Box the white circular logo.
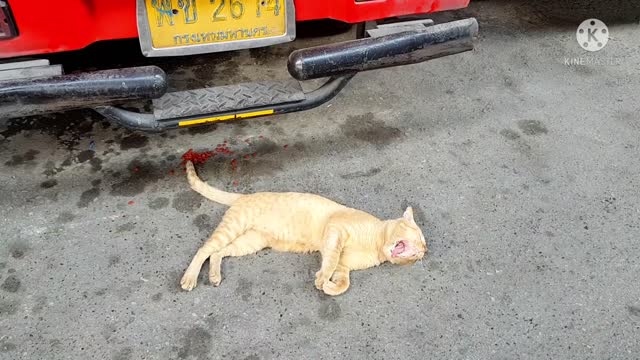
[576,18,609,52]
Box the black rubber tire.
[531,0,640,23]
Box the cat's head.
[384,207,427,265]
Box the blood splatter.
[128,200,135,205]
[283,144,289,149]
[232,180,239,187]
[214,143,233,155]
[231,158,238,172]
[181,148,214,166]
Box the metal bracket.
[366,19,435,38]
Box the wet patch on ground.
[317,298,342,321]
[193,214,214,233]
[9,242,28,259]
[77,187,100,208]
[0,111,104,149]
[172,191,203,213]
[341,167,381,179]
[1,275,21,293]
[517,120,548,136]
[148,197,170,210]
[176,327,212,360]
[500,128,521,140]
[56,212,75,223]
[340,113,405,148]
[40,179,58,189]
[4,149,39,167]
[116,222,136,233]
[119,134,149,150]
[110,160,167,197]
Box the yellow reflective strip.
[178,110,274,127]
[236,109,274,119]
[178,114,235,127]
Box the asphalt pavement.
[1,1,639,359]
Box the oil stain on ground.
[76,150,94,163]
[341,113,404,148]
[4,149,39,167]
[628,305,640,319]
[172,191,202,213]
[0,339,17,353]
[341,167,381,179]
[148,197,170,210]
[1,275,21,293]
[116,222,136,233]
[517,120,548,135]
[111,347,133,360]
[57,212,75,223]
[187,123,217,135]
[77,187,100,208]
[110,160,165,197]
[0,300,19,316]
[119,134,149,150]
[76,150,103,172]
[318,298,342,321]
[500,129,521,140]
[193,214,213,233]
[235,278,253,301]
[40,179,58,189]
[177,327,212,360]
[9,242,28,259]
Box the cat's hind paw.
[180,272,198,291]
[209,273,222,287]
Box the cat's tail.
[185,160,242,206]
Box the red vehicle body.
[1,0,469,59]
[0,0,477,129]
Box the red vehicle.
[0,0,477,131]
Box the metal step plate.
[152,79,305,120]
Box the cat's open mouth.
[391,240,414,258]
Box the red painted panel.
[0,0,469,59]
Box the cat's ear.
[403,207,415,223]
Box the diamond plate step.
[152,80,305,120]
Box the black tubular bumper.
[0,66,167,119]
[0,18,478,129]
[287,18,478,80]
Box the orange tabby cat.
[180,160,427,296]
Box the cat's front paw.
[315,271,329,290]
[180,271,198,291]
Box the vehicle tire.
[532,0,640,23]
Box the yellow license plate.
[144,0,287,49]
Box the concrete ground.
[1,1,640,359]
